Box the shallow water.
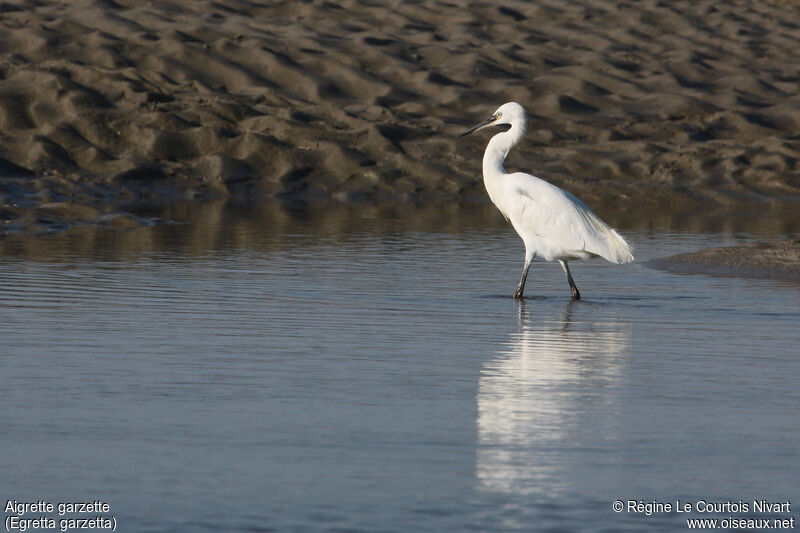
[1,202,798,532]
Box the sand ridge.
[649,239,800,281]
[1,0,800,220]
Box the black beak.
[460,115,497,137]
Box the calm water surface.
[1,202,798,532]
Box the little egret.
[461,102,633,299]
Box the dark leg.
[559,260,581,301]
[512,260,532,299]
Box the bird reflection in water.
[476,301,632,497]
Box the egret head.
[460,102,526,137]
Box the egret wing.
[502,173,632,263]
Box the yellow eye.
[496,112,502,118]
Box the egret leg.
[559,260,581,301]
[512,260,532,299]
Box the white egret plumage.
[461,102,633,299]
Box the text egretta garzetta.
[461,102,633,300]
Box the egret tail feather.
[577,208,634,264]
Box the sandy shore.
[649,240,800,281]
[1,0,799,243]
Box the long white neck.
[482,122,527,181]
